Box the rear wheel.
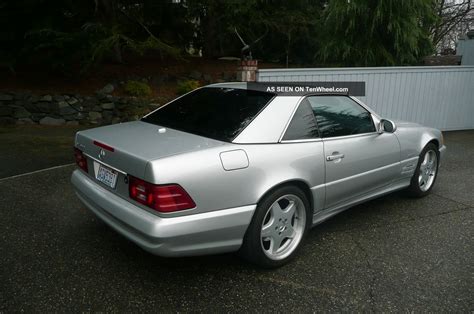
[407,143,439,197]
[239,186,310,268]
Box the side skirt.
[311,178,411,227]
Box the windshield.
[141,87,274,142]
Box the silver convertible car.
[72,82,446,268]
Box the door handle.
[326,153,345,161]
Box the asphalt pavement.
[0,131,473,312]
[0,125,86,178]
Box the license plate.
[93,161,118,189]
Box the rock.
[102,110,113,121]
[0,106,13,116]
[92,105,103,112]
[82,97,99,108]
[66,121,79,126]
[67,97,79,106]
[66,112,86,121]
[13,100,30,109]
[88,111,102,120]
[40,95,53,102]
[214,79,226,83]
[36,102,53,113]
[13,107,31,119]
[23,101,41,113]
[100,84,115,94]
[62,114,74,121]
[53,95,65,102]
[117,97,127,104]
[59,104,77,115]
[96,92,108,101]
[28,95,40,103]
[0,94,13,101]
[64,95,70,100]
[39,116,66,126]
[16,118,35,125]
[189,71,202,80]
[0,117,15,125]
[101,102,115,110]
[13,91,31,100]
[116,103,128,111]
[31,113,46,122]
[111,117,121,124]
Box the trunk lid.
[75,121,227,178]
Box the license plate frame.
[93,161,118,189]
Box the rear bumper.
[71,170,255,257]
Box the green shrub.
[124,80,152,97]
[176,80,200,95]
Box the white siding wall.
[257,66,474,131]
[458,39,474,65]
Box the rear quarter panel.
[145,142,325,217]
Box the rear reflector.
[93,141,114,152]
[74,147,88,172]
[129,176,196,213]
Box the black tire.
[239,185,311,268]
[407,143,439,198]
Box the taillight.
[128,176,196,213]
[93,140,114,152]
[74,147,88,172]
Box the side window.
[307,96,375,138]
[282,99,319,141]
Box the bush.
[124,80,152,97]
[176,80,200,95]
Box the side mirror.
[379,119,396,133]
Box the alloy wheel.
[260,194,306,260]
[418,149,438,192]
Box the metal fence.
[257,66,474,131]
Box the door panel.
[323,133,400,208]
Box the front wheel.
[239,186,310,268]
[407,143,439,197]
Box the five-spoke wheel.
[260,194,306,260]
[408,143,439,197]
[418,149,438,192]
[239,185,309,268]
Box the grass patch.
[124,80,152,97]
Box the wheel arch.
[427,138,439,149]
[256,179,314,214]
[419,128,442,153]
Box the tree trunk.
[97,0,123,63]
[113,41,123,63]
[201,4,222,59]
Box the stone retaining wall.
[0,91,159,126]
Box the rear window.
[141,87,274,142]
